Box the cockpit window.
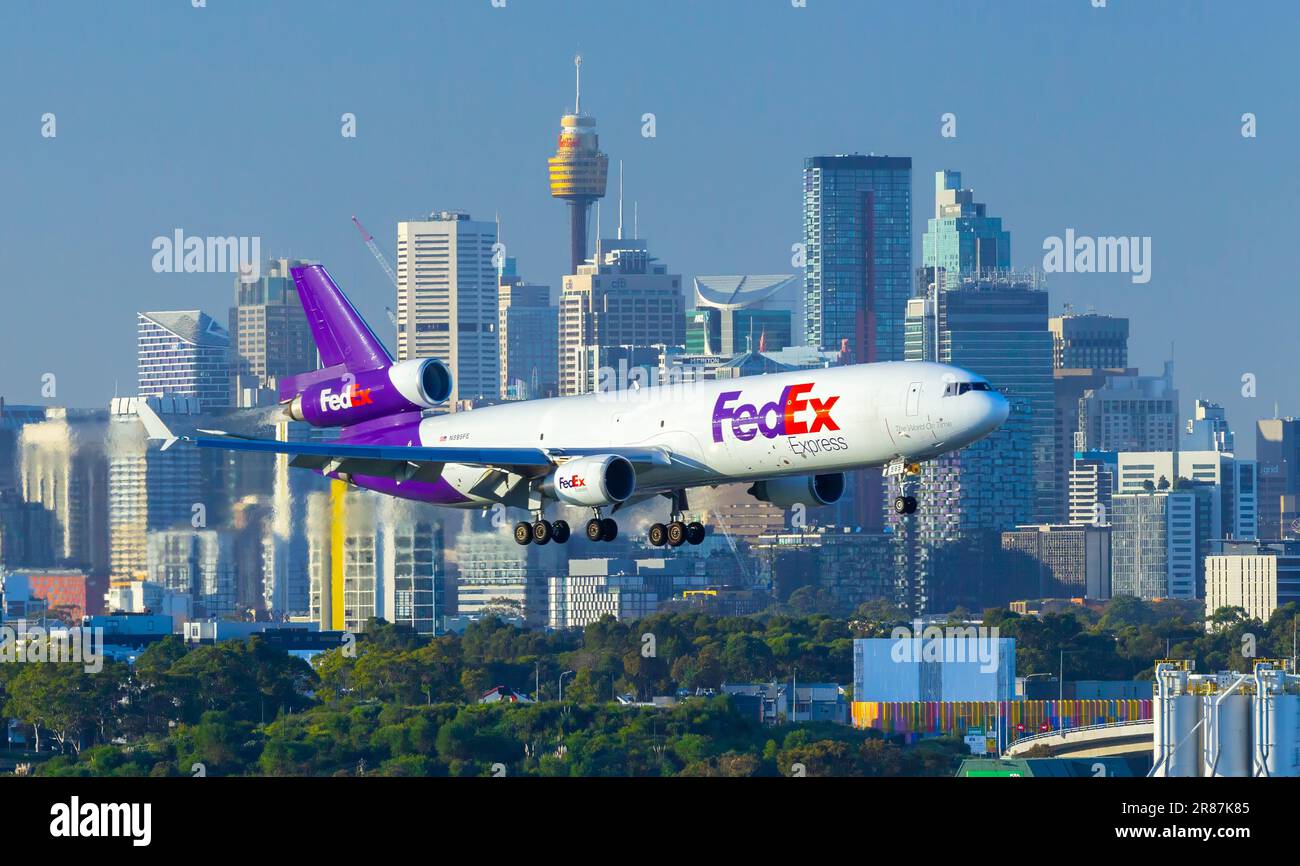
[943,381,993,396]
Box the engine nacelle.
[541,455,637,507]
[288,358,452,428]
[747,472,845,508]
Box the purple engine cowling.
[288,358,452,427]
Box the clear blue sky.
[1,0,1296,454]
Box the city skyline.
[1,1,1297,461]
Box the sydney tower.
[548,55,609,275]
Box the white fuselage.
[403,360,1008,508]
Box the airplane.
[140,264,1009,548]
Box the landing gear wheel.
[585,518,605,542]
[513,522,533,545]
[893,496,910,515]
[600,517,619,542]
[648,523,668,547]
[551,519,570,544]
[667,521,687,547]
[531,520,553,545]
[685,522,706,545]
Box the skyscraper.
[106,397,206,582]
[498,258,558,400]
[137,310,231,409]
[893,271,1054,612]
[1257,417,1300,539]
[1048,313,1133,522]
[803,155,912,361]
[1112,489,1211,600]
[548,56,609,275]
[1078,364,1179,452]
[1049,312,1129,369]
[922,170,1010,290]
[307,490,445,636]
[1182,399,1235,452]
[558,237,684,396]
[18,408,108,574]
[229,257,318,407]
[395,211,500,408]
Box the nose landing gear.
[889,459,923,515]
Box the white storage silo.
[1202,691,1252,777]
[1253,667,1300,777]
[1153,665,1202,777]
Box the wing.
[136,401,673,485]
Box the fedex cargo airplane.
[142,265,1009,548]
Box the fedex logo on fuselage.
[558,474,586,490]
[712,383,840,443]
[319,383,373,413]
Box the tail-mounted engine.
[287,358,452,428]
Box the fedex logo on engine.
[712,383,840,443]
[558,474,587,490]
[319,383,374,413]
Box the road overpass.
[1002,719,1153,759]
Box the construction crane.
[351,215,398,288]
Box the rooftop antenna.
[574,54,582,115]
[617,161,624,240]
[495,212,503,277]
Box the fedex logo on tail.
[319,383,374,413]
[712,383,839,443]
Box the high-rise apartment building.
[558,238,684,395]
[803,155,911,361]
[893,272,1054,612]
[106,397,209,582]
[1112,488,1214,600]
[137,310,231,409]
[18,407,109,574]
[307,489,444,636]
[396,211,500,408]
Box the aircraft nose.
[981,391,1010,432]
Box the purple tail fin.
[290,264,393,373]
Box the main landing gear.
[513,507,617,545]
[648,489,706,547]
[513,517,571,545]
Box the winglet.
[135,400,180,451]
